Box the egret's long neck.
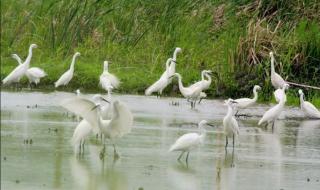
[199,126,206,140]
[279,91,287,106]
[107,88,112,99]
[271,55,275,76]
[226,105,234,118]
[104,62,109,72]
[299,93,304,107]
[172,50,178,62]
[69,55,78,71]
[177,75,185,92]
[24,46,34,66]
[204,73,211,83]
[201,71,206,81]
[253,88,258,101]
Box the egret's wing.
[61,97,99,129]
[145,75,168,95]
[169,133,199,151]
[110,100,133,137]
[2,65,24,84]
[304,101,320,118]
[27,67,47,78]
[188,80,203,90]
[106,73,120,88]
[231,117,240,135]
[55,70,71,87]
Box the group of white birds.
[2,44,320,163]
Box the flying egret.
[11,54,47,87]
[2,44,38,86]
[258,84,289,131]
[99,61,120,91]
[169,120,213,163]
[170,73,202,108]
[145,47,182,96]
[223,99,239,150]
[234,85,261,115]
[61,96,134,158]
[270,52,288,89]
[54,52,80,88]
[298,89,320,119]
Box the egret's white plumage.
[71,119,92,154]
[145,58,173,96]
[258,84,288,130]
[55,52,80,88]
[11,53,47,85]
[61,96,133,156]
[223,99,239,149]
[270,52,288,89]
[145,47,182,96]
[298,89,320,119]
[2,44,37,85]
[171,73,202,108]
[99,61,120,90]
[189,70,212,91]
[169,120,210,163]
[234,85,261,109]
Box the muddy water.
[1,90,320,190]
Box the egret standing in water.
[223,99,239,150]
[99,60,120,91]
[298,89,320,119]
[11,54,47,88]
[145,47,182,97]
[169,120,213,164]
[55,52,80,88]
[270,52,288,89]
[61,96,133,158]
[2,44,38,86]
[188,70,212,103]
[170,73,203,109]
[234,85,261,115]
[258,84,289,131]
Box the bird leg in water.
[234,110,239,117]
[186,152,190,164]
[177,151,185,161]
[81,140,85,155]
[225,136,228,150]
[113,144,120,160]
[232,134,235,150]
[272,121,275,133]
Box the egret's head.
[298,89,303,96]
[74,52,81,57]
[205,70,213,74]
[76,89,80,95]
[175,47,182,53]
[198,120,208,126]
[269,51,273,57]
[30,44,38,49]
[254,85,261,91]
[283,83,290,90]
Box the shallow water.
[1,90,320,190]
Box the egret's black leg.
[232,134,235,150]
[186,152,190,164]
[225,136,228,150]
[272,121,275,133]
[177,151,185,161]
[113,144,119,159]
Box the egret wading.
[270,52,288,89]
[223,99,239,150]
[258,84,289,131]
[11,54,47,88]
[298,89,320,119]
[61,96,133,159]
[145,47,182,97]
[170,73,202,109]
[169,120,213,164]
[55,52,80,88]
[99,61,120,91]
[188,70,213,103]
[2,44,38,87]
[234,85,261,115]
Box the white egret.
[273,86,288,103]
[145,58,173,96]
[258,84,289,131]
[223,99,239,149]
[189,70,212,91]
[11,54,47,87]
[61,96,134,158]
[270,52,288,89]
[145,47,182,96]
[170,73,202,108]
[99,60,120,90]
[198,92,207,103]
[298,89,320,119]
[2,44,38,85]
[54,52,80,88]
[234,85,261,115]
[169,120,213,163]
[71,119,92,154]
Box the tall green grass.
[1,0,319,106]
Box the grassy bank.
[1,0,320,106]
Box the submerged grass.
[1,0,319,106]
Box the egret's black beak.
[101,97,110,103]
[169,75,175,79]
[231,100,238,104]
[171,60,177,64]
[199,98,204,104]
[207,123,215,127]
[91,104,100,110]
